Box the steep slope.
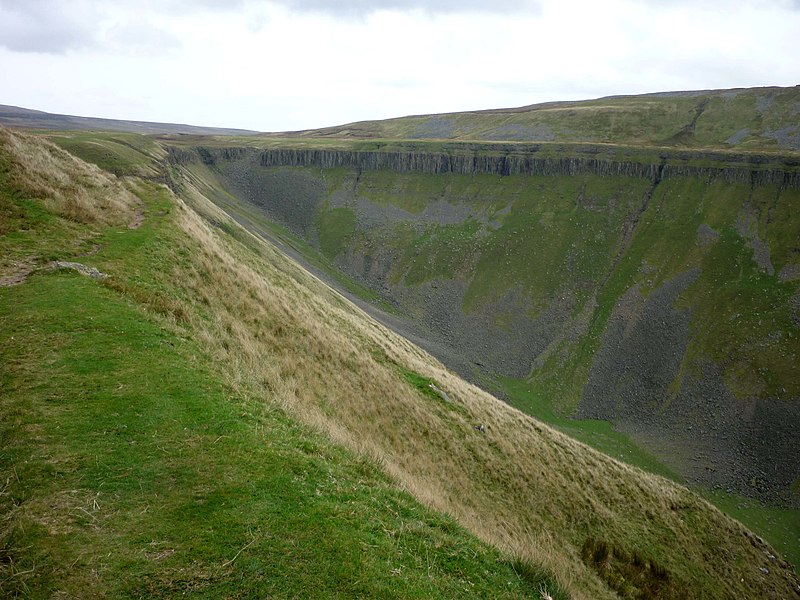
[3,128,799,597]
[0,128,561,598]
[166,141,800,511]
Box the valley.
[164,140,800,509]
[2,86,799,597]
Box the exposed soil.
[128,210,145,229]
[0,257,37,287]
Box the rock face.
[578,269,700,423]
[169,144,800,188]
[576,269,800,499]
[170,144,800,506]
[255,145,800,187]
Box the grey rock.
[50,261,108,280]
[725,128,749,145]
[778,264,800,282]
[763,126,800,151]
[696,223,720,249]
[736,204,775,276]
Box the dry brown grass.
[9,129,792,597]
[155,180,799,599]
[0,127,137,227]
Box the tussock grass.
[2,131,797,598]
[162,168,799,597]
[0,127,137,227]
[0,127,142,290]
[0,135,562,598]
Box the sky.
[0,0,798,132]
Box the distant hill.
[0,104,258,136]
[284,85,800,153]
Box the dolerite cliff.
[168,143,800,185]
[168,142,800,506]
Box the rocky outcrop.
[257,147,665,178]
[168,144,800,188]
[258,147,800,188]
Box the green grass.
[0,171,563,598]
[463,174,650,314]
[686,226,799,399]
[47,131,164,177]
[316,205,356,259]
[494,376,681,482]
[400,368,442,401]
[0,273,554,598]
[358,170,505,214]
[391,219,484,286]
[396,367,469,420]
[700,489,800,573]
[312,169,654,316]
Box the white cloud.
[0,0,798,131]
[0,0,181,55]
[0,0,93,53]
[273,0,540,16]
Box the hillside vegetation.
[291,86,800,153]
[3,128,799,598]
[163,139,800,507]
[132,87,800,571]
[0,128,562,598]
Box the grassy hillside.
[0,128,563,598]
[292,86,800,154]
[179,151,800,495]
[44,123,800,570]
[147,135,800,571]
[3,128,799,598]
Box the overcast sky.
[0,0,798,132]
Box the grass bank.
[5,127,797,597]
[0,129,562,598]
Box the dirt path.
[0,257,37,287]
